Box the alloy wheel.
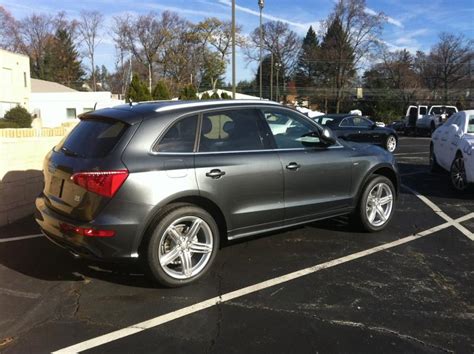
[158,216,213,280]
[451,157,467,191]
[386,136,397,152]
[365,182,394,227]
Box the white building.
[0,49,31,117]
[30,79,124,127]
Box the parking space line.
[394,152,429,156]
[402,184,474,241]
[0,234,43,243]
[53,220,459,353]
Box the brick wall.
[0,134,67,226]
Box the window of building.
[83,108,94,113]
[24,72,27,87]
[66,108,77,119]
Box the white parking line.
[394,152,429,156]
[53,216,470,353]
[0,234,43,243]
[402,184,474,241]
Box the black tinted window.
[56,119,128,158]
[155,115,198,153]
[262,109,321,149]
[340,117,354,127]
[199,109,265,152]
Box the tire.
[450,154,468,191]
[430,123,436,137]
[429,144,442,173]
[385,135,397,152]
[145,204,219,287]
[355,175,396,232]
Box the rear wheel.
[145,205,219,287]
[385,135,397,152]
[450,154,468,191]
[429,144,441,173]
[356,175,396,232]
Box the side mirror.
[320,127,336,145]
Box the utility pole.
[258,0,264,99]
[275,62,281,102]
[270,52,273,100]
[148,62,152,95]
[231,0,236,99]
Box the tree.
[428,33,473,103]
[200,92,211,100]
[247,21,300,81]
[200,51,226,91]
[4,105,32,128]
[322,0,384,112]
[220,91,231,99]
[152,80,171,100]
[51,27,84,88]
[113,11,184,92]
[0,6,20,51]
[78,10,103,91]
[178,84,197,100]
[294,26,320,103]
[127,74,151,101]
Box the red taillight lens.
[71,170,128,197]
[60,223,116,237]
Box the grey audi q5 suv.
[35,100,399,287]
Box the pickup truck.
[404,105,458,136]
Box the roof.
[111,99,281,116]
[31,78,77,93]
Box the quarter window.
[261,109,321,149]
[340,117,354,127]
[198,109,266,152]
[352,117,373,128]
[66,108,76,119]
[155,115,198,153]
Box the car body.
[313,114,398,152]
[404,105,458,136]
[35,100,399,286]
[430,110,474,190]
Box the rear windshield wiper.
[60,146,81,157]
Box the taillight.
[71,170,128,197]
[60,223,115,237]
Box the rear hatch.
[43,113,138,221]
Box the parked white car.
[430,110,474,190]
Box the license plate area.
[50,176,64,197]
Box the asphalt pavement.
[0,137,473,353]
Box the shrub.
[4,105,32,128]
[210,91,220,99]
[200,92,211,100]
[220,91,231,99]
[0,120,19,129]
[152,80,171,100]
[179,85,197,100]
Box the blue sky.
[1,0,473,82]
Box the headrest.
[223,121,235,133]
[202,117,212,134]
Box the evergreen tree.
[210,91,220,99]
[152,80,171,100]
[294,26,319,101]
[52,28,84,89]
[179,85,197,100]
[319,17,355,112]
[4,105,33,128]
[220,91,231,99]
[255,55,285,100]
[200,92,211,100]
[127,74,152,102]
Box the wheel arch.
[135,194,229,256]
[355,164,399,206]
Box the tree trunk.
[91,55,96,91]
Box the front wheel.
[145,205,219,287]
[385,135,397,152]
[356,175,396,232]
[450,155,468,191]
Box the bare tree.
[78,10,103,91]
[247,21,300,78]
[0,6,21,51]
[113,11,184,92]
[428,33,473,103]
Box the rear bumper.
[35,194,140,260]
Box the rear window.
[55,119,128,158]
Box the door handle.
[286,162,300,171]
[205,169,226,179]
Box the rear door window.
[55,119,128,158]
[154,115,198,153]
[198,109,267,152]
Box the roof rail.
[154,99,281,112]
